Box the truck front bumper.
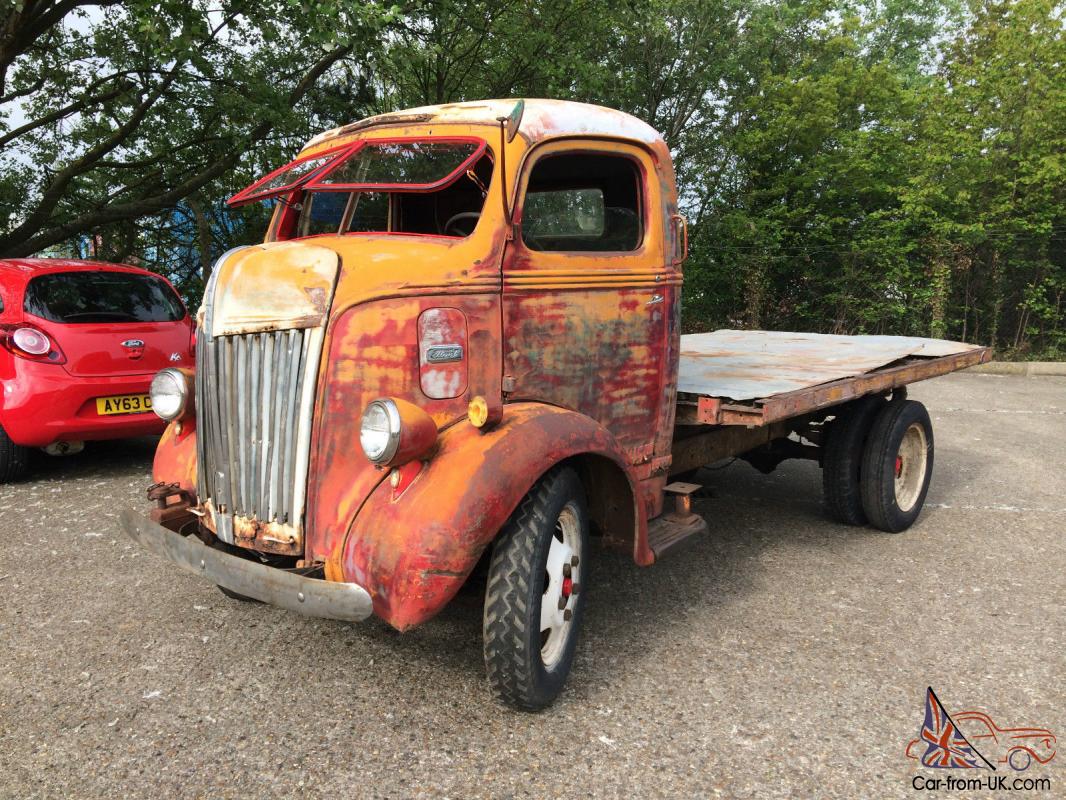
[119,510,373,623]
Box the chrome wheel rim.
[894,422,928,512]
[540,502,581,669]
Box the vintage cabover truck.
[122,99,990,709]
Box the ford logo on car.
[122,339,145,348]
[426,344,463,363]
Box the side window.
[298,191,350,236]
[521,153,642,252]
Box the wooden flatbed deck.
[675,330,992,427]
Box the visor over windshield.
[227,138,487,207]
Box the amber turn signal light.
[468,395,502,431]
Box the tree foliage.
[1,0,1063,356]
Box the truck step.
[648,481,709,558]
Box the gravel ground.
[1,372,1063,799]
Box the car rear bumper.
[119,510,374,623]
[1,360,166,446]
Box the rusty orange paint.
[151,100,683,630]
[208,242,338,335]
[332,402,642,630]
[417,307,468,399]
[152,418,197,498]
[303,291,503,566]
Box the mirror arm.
[495,116,512,236]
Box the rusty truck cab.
[138,100,686,708]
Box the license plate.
[96,394,153,415]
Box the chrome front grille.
[196,326,324,550]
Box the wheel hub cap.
[893,422,928,512]
[540,503,581,668]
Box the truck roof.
[307,99,665,149]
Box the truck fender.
[153,418,197,498]
[331,402,643,630]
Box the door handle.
[670,214,688,265]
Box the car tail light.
[189,326,197,357]
[0,324,66,363]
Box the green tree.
[0,1,399,263]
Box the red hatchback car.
[0,258,193,481]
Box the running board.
[647,482,708,558]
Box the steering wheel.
[443,211,481,236]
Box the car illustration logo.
[122,339,145,348]
[905,688,1056,772]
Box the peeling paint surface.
[209,242,339,336]
[152,419,197,498]
[417,307,468,399]
[336,403,640,630]
[305,292,502,567]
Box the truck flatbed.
[676,330,991,427]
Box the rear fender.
[331,402,642,630]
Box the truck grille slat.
[258,334,273,522]
[281,330,303,517]
[197,326,323,549]
[223,336,240,513]
[248,334,261,522]
[237,335,250,512]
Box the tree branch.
[3,43,354,257]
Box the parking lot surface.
[1,372,1063,798]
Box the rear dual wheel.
[823,398,934,533]
[860,399,934,532]
[823,396,885,525]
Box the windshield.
[24,271,185,323]
[228,138,487,207]
[309,140,483,190]
[227,145,350,206]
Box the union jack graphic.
[920,688,995,769]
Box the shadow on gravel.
[18,436,158,485]
[293,458,862,702]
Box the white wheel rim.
[894,422,928,512]
[540,502,581,669]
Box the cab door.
[502,139,681,511]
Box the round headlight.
[360,399,401,464]
[150,368,188,421]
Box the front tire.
[860,400,934,532]
[483,466,589,711]
[0,424,30,483]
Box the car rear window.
[24,271,185,323]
